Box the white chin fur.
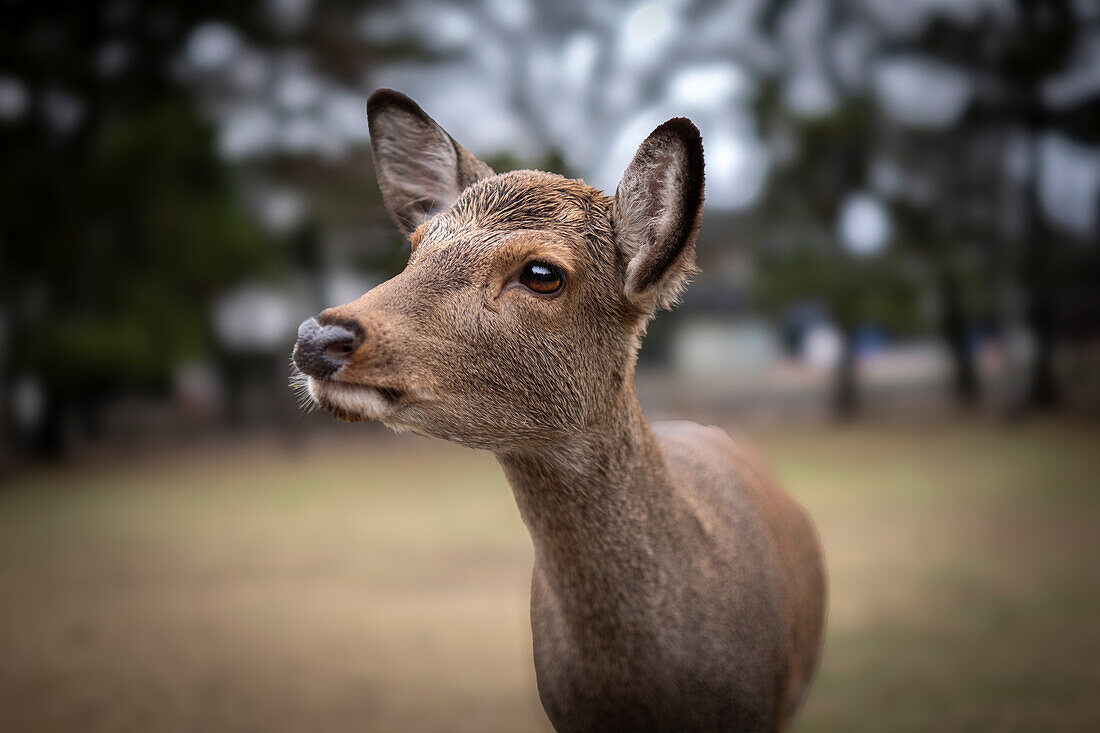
[308,378,395,422]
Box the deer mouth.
[307,378,407,422]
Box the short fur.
[293,89,827,732]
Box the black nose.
[293,318,363,378]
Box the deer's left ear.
[613,117,705,312]
[367,89,493,238]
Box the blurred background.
[1,0,1098,731]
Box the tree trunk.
[833,327,859,419]
[1026,289,1059,407]
[1016,0,1066,412]
[33,390,69,458]
[940,274,980,407]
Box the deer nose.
[293,318,363,378]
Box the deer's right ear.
[613,118,705,313]
[367,89,493,238]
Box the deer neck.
[496,387,690,622]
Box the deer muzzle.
[292,317,364,379]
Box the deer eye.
[519,261,564,295]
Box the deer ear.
[613,118,705,312]
[367,89,493,238]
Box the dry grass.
[1,419,1098,732]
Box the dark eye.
[519,261,565,295]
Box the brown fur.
[293,89,827,732]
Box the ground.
[0,419,1097,732]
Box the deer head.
[292,90,704,451]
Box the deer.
[291,89,826,732]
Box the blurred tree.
[879,0,1100,411]
[750,0,1100,415]
[748,96,926,417]
[748,3,933,417]
[993,0,1099,410]
[0,2,273,455]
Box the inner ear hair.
[367,89,493,238]
[613,117,705,313]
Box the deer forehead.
[409,171,601,260]
[407,227,582,280]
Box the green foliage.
[747,96,929,336]
[0,3,280,406]
[2,101,270,388]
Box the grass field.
[1,419,1098,732]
